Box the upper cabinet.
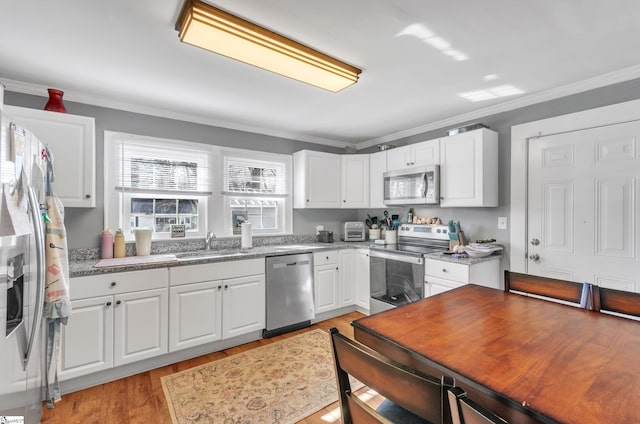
[439,128,498,207]
[4,105,96,207]
[387,138,439,171]
[369,150,387,209]
[341,154,369,208]
[293,150,341,208]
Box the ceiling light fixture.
[175,0,362,92]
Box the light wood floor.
[41,311,367,424]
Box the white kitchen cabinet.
[4,105,96,207]
[369,150,387,208]
[439,128,498,207]
[168,259,265,352]
[293,150,341,208]
[354,249,371,312]
[424,257,500,297]
[386,139,439,171]
[314,251,340,313]
[338,250,356,307]
[341,154,369,208]
[169,281,222,351]
[60,268,168,380]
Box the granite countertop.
[70,241,371,278]
[424,251,502,265]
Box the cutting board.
[94,254,178,268]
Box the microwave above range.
[383,165,439,205]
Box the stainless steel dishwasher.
[264,253,314,337]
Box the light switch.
[498,217,508,230]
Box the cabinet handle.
[442,268,447,273]
[218,285,222,290]
[326,256,329,260]
[110,282,117,287]
[336,267,339,270]
[116,300,122,305]
[306,199,309,202]
[224,285,228,290]
[85,194,91,199]
[106,301,112,307]
[343,200,346,203]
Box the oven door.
[369,250,424,314]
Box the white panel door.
[114,288,168,366]
[341,154,369,208]
[314,264,339,313]
[305,151,341,208]
[528,121,640,291]
[338,249,356,307]
[369,151,387,208]
[222,274,265,339]
[169,281,222,352]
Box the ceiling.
[2,1,640,150]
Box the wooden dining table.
[352,284,640,424]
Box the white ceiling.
[2,0,640,149]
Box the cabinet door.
[440,129,498,207]
[413,139,440,166]
[114,288,168,367]
[222,274,266,339]
[354,249,371,311]
[425,277,466,298]
[338,250,356,307]
[169,281,222,352]
[59,296,114,380]
[369,151,387,208]
[314,264,339,313]
[341,154,369,208]
[294,150,341,208]
[386,145,412,171]
[4,105,96,207]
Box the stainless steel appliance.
[1,96,47,423]
[316,230,334,243]
[343,221,366,241]
[264,253,314,337]
[369,224,449,313]
[383,165,439,205]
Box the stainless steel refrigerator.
[0,87,47,423]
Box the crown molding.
[0,77,352,149]
[355,64,640,150]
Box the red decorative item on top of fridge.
[44,88,66,113]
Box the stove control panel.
[398,224,450,240]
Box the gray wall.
[7,77,640,252]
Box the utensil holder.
[369,229,381,240]
[385,230,397,244]
[134,228,153,256]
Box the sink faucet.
[205,232,216,250]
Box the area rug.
[161,329,362,423]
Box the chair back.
[592,286,640,319]
[504,271,590,307]
[448,387,507,424]
[329,327,447,424]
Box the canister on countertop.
[114,228,126,258]
[101,229,114,259]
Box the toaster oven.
[344,222,366,242]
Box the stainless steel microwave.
[383,165,439,205]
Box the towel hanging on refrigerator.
[42,146,72,408]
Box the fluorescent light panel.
[175,0,361,92]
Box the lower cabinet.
[60,269,169,381]
[354,249,371,311]
[424,257,500,297]
[168,259,265,352]
[314,249,369,314]
[314,251,340,313]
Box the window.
[104,132,292,240]
[222,152,292,235]
[104,132,211,240]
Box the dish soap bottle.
[114,228,126,258]
[101,229,114,259]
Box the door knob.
[530,238,540,246]
[528,253,540,261]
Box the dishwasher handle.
[273,259,310,269]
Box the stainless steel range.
[369,224,450,313]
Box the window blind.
[223,156,287,197]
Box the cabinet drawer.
[169,258,265,286]
[314,250,338,266]
[70,268,168,300]
[424,259,469,283]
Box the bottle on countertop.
[101,229,114,259]
[114,228,126,258]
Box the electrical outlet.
[316,225,325,234]
[498,217,508,230]
[170,224,186,238]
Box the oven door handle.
[369,250,424,265]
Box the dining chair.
[504,270,591,308]
[329,327,450,424]
[591,285,640,319]
[448,387,508,424]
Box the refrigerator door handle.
[24,186,46,370]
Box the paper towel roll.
[241,222,252,249]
